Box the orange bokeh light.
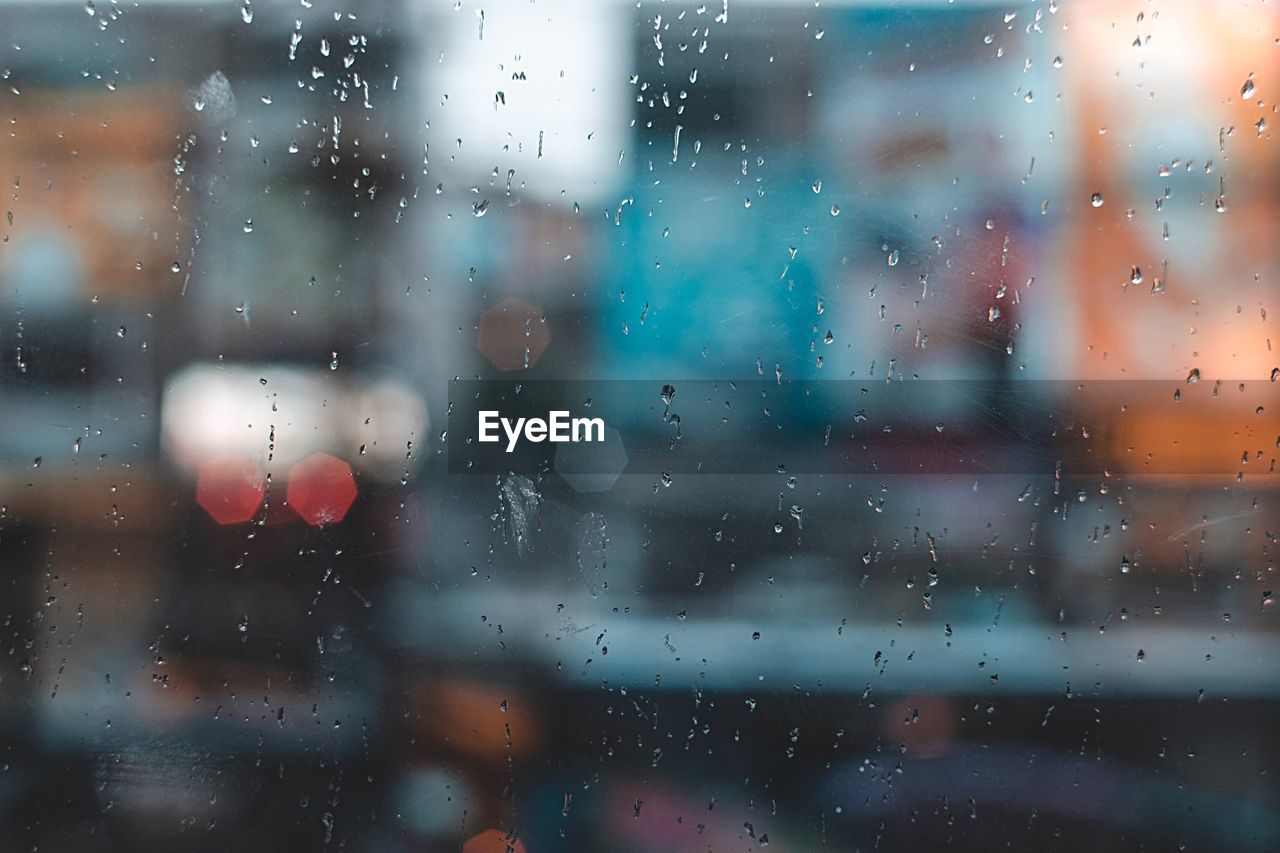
[462,828,526,853]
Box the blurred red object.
[477,297,550,371]
[195,455,265,525]
[286,452,357,526]
[462,828,526,853]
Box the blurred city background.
[0,0,1277,850]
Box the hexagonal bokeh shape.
[287,452,358,526]
[462,829,526,853]
[476,297,550,371]
[554,425,628,493]
[195,454,265,525]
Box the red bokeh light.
[195,455,265,525]
[286,452,358,526]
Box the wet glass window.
[0,1,1277,850]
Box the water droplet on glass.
[1090,192,1104,208]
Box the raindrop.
[1241,76,1255,99]
[1090,192,1104,208]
